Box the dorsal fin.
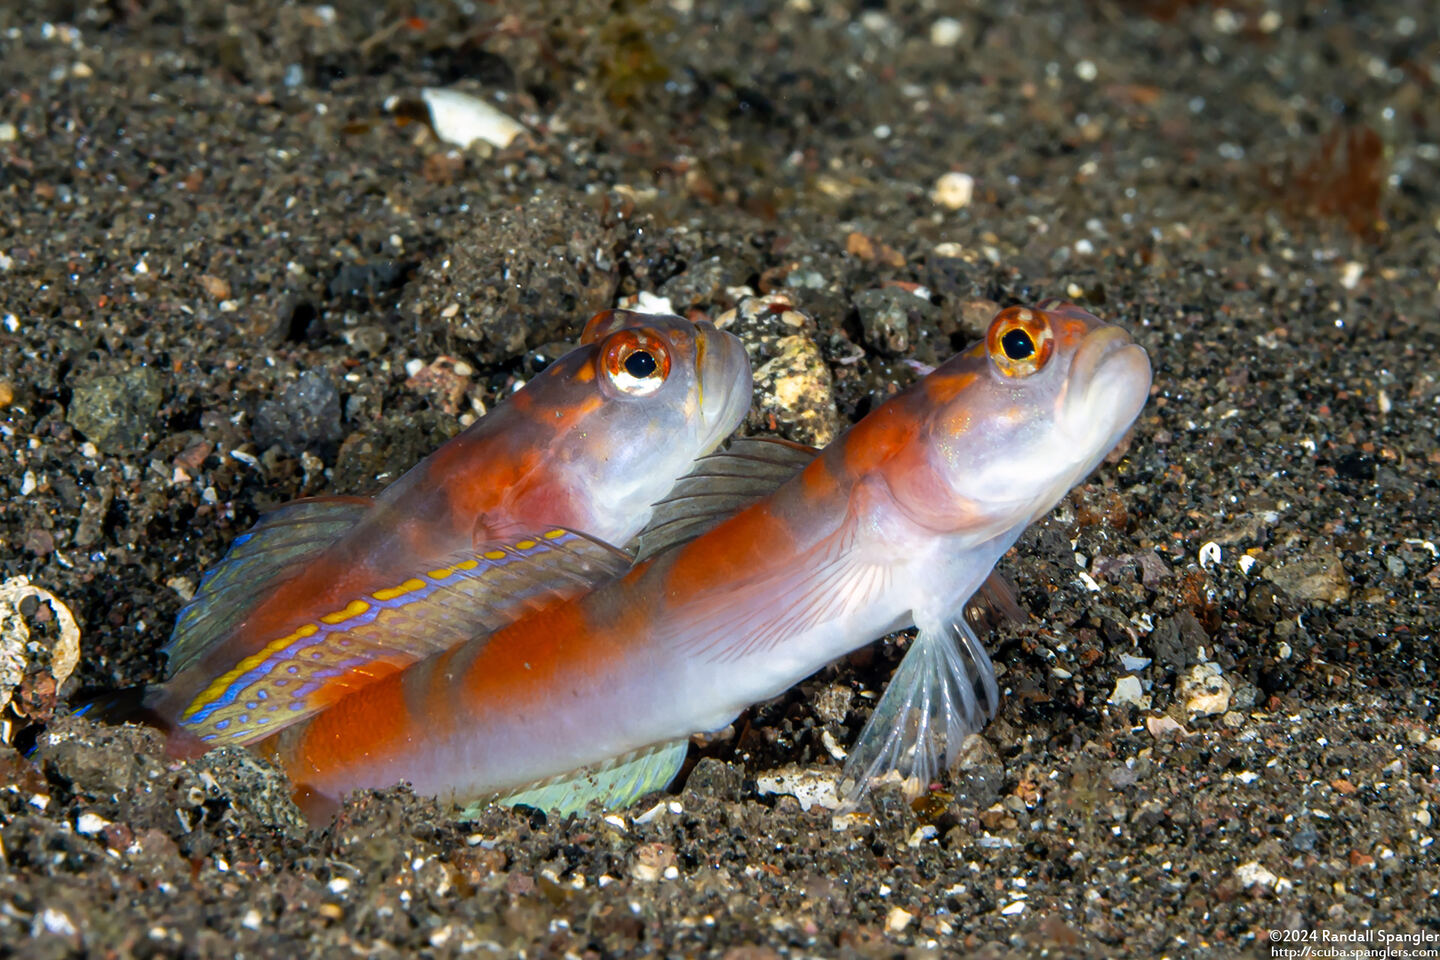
[627,437,818,562]
[175,528,632,748]
[164,496,374,676]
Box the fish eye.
[624,350,657,378]
[601,329,671,396]
[986,306,1055,378]
[1001,329,1034,361]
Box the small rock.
[931,171,975,210]
[1178,663,1233,716]
[198,274,231,300]
[1145,715,1189,738]
[885,906,914,933]
[630,842,675,883]
[681,757,744,801]
[930,17,964,47]
[813,684,853,725]
[407,192,617,362]
[853,287,938,356]
[253,370,344,460]
[1234,860,1280,890]
[752,335,841,447]
[1263,548,1351,604]
[66,367,164,455]
[657,255,732,310]
[1107,675,1149,708]
[1149,612,1206,671]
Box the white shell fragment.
[0,576,81,718]
[419,88,525,150]
[754,767,842,812]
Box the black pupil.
[1001,329,1035,361]
[623,350,657,378]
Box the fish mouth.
[1064,324,1152,449]
[694,321,753,451]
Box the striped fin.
[628,437,817,563]
[178,528,631,747]
[839,617,1000,809]
[470,739,690,818]
[164,496,373,677]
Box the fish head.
[534,310,752,543]
[895,301,1151,537]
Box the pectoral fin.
[840,617,1001,807]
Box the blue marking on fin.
[180,529,632,747]
[163,496,372,678]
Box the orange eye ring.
[986,306,1055,378]
[600,328,672,396]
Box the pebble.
[930,17,964,47]
[752,335,841,447]
[1107,675,1149,708]
[853,287,937,356]
[407,192,616,362]
[1234,860,1285,891]
[253,370,344,460]
[1263,549,1351,604]
[931,171,975,210]
[66,367,164,455]
[885,906,914,932]
[1177,663,1233,716]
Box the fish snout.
[1065,323,1152,442]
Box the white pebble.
[1339,261,1364,290]
[1234,860,1279,889]
[930,17,963,47]
[1107,676,1148,708]
[885,906,914,932]
[76,812,110,835]
[931,171,974,210]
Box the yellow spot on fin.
[373,578,427,601]
[320,599,370,624]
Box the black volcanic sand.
[1,1,1437,957]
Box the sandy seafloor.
[0,0,1437,957]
